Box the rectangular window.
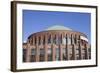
[23,49,27,62]
[69,46,75,60]
[76,54,80,60]
[58,34,62,44]
[88,48,91,59]
[69,48,72,55]
[68,37,71,45]
[31,49,36,55]
[74,35,77,44]
[39,48,45,62]
[63,48,67,60]
[30,49,36,62]
[68,47,74,60]
[55,48,60,61]
[62,37,66,45]
[48,48,52,61]
[69,54,73,60]
[78,36,80,45]
[75,47,80,60]
[66,35,68,44]
[76,48,79,54]
[82,48,86,59]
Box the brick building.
[23,25,91,62]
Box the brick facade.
[23,30,91,62]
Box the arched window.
[58,34,62,44]
[43,36,45,45]
[30,38,33,45]
[71,34,73,44]
[38,36,41,45]
[53,35,56,44]
[34,36,37,45]
[48,35,51,44]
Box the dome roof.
[45,25,72,31]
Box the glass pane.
[43,36,45,45]
[40,48,45,62]
[47,48,52,54]
[68,37,71,44]
[62,37,66,45]
[53,35,56,44]
[48,35,51,44]
[30,55,36,62]
[76,54,80,60]
[23,49,27,62]
[30,49,36,62]
[74,35,77,44]
[48,48,52,61]
[31,49,36,55]
[55,48,60,61]
[69,48,72,54]
[34,36,37,45]
[82,48,86,59]
[58,36,62,44]
[63,48,67,60]
[76,48,79,54]
[88,48,91,59]
[38,37,41,45]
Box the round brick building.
[23,25,91,62]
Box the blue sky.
[23,10,91,43]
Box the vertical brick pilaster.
[73,44,76,60]
[79,37,82,60]
[52,44,55,61]
[36,36,39,62]
[85,44,89,59]
[66,35,70,60]
[26,44,31,62]
[45,35,48,61]
[60,44,63,60]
